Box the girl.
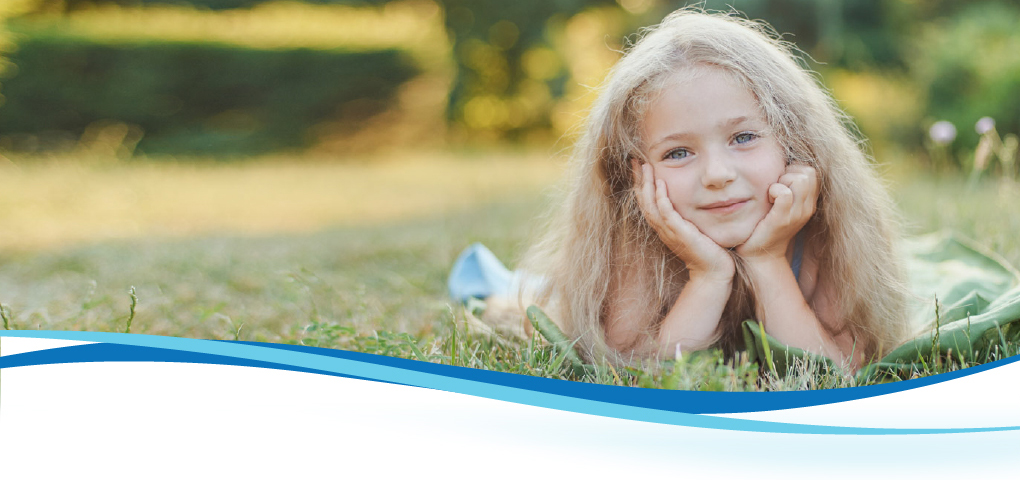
[519,9,912,370]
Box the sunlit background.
[0,0,1018,343]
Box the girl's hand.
[634,162,735,281]
[737,164,818,260]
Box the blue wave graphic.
[0,342,405,387]
[2,330,1018,435]
[235,341,1019,415]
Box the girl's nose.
[701,152,737,188]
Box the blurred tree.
[16,0,905,138]
[32,0,384,10]
[0,36,419,155]
[26,0,620,139]
[0,0,43,108]
[909,1,1020,163]
[434,0,931,139]
[11,0,1020,151]
[437,0,617,139]
[681,0,911,69]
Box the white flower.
[929,121,957,145]
[976,116,996,135]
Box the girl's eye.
[664,148,690,161]
[734,132,758,144]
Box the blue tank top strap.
[791,229,806,282]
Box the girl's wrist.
[688,266,735,285]
[742,254,792,278]
[738,238,791,263]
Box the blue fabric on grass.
[448,243,513,304]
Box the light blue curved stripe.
[2,330,1016,435]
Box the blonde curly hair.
[520,8,911,365]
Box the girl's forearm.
[743,256,851,368]
[656,273,732,354]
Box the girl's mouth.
[700,198,749,214]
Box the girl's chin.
[695,216,761,249]
[704,230,754,250]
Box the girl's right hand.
[634,162,735,282]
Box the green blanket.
[742,232,1020,380]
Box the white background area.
[2,337,1018,479]
[2,337,92,355]
[713,360,1020,429]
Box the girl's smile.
[640,66,786,248]
[700,198,750,214]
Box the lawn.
[1,150,1018,389]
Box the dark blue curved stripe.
[228,340,1020,414]
[0,343,406,388]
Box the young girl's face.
[639,66,786,248]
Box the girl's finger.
[637,164,664,229]
[768,181,784,203]
[654,179,684,227]
[645,165,665,218]
[791,172,818,218]
[654,179,675,217]
[787,175,809,214]
[655,179,697,237]
[780,165,816,189]
[801,177,816,210]
[786,164,815,177]
[769,183,794,217]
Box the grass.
[1,149,1019,390]
[0,151,562,250]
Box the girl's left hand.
[736,164,818,259]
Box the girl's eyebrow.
[648,132,692,151]
[720,116,750,129]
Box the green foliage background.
[0,33,417,155]
[0,0,1018,160]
